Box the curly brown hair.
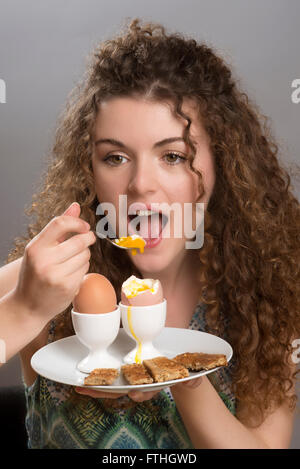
[6,18,300,428]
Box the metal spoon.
[91,230,128,249]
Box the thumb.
[63,202,81,218]
[184,377,202,388]
[57,202,82,244]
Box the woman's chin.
[129,239,186,275]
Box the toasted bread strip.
[173,352,228,371]
[84,368,119,386]
[121,363,154,385]
[143,356,189,383]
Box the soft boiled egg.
[113,235,146,255]
[121,275,163,307]
[73,273,117,314]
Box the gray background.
[0,0,299,448]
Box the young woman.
[1,18,299,449]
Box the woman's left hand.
[75,387,162,402]
[75,377,202,402]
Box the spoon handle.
[91,231,129,249]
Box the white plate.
[31,328,233,393]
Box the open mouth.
[127,211,169,239]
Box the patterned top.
[23,303,236,449]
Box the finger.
[38,215,90,247]
[55,230,96,264]
[54,249,91,278]
[75,387,125,399]
[57,202,82,243]
[128,390,160,402]
[63,202,81,218]
[127,391,144,401]
[70,262,90,296]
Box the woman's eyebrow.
[94,137,185,150]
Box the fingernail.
[64,202,77,214]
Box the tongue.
[134,215,162,239]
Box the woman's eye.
[103,152,186,166]
[164,152,187,165]
[103,154,127,166]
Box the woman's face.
[91,96,215,275]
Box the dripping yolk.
[127,305,142,364]
[125,278,155,298]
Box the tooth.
[138,210,158,216]
[129,210,158,217]
[128,209,165,219]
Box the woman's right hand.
[13,202,96,325]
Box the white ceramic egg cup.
[119,299,167,364]
[71,307,121,373]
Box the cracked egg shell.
[121,277,163,307]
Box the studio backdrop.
[0,0,299,449]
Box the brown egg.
[73,273,117,314]
[121,276,163,307]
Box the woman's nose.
[127,159,158,194]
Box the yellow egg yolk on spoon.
[114,235,146,255]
